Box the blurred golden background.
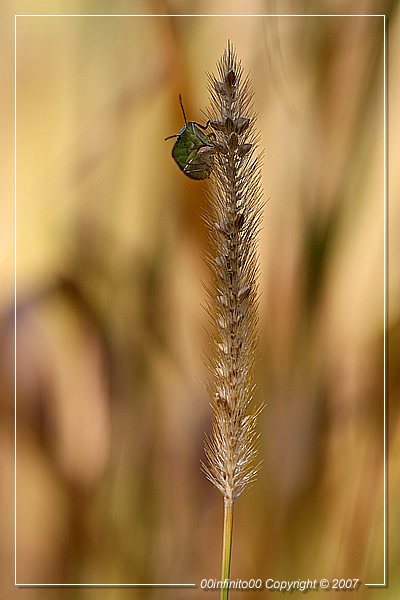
[1,2,399,599]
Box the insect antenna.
[179,93,187,124]
[165,94,187,141]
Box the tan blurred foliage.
[1,2,399,599]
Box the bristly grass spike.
[165,94,214,180]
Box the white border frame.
[14,13,387,589]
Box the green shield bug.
[165,95,214,180]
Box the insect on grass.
[201,41,263,600]
[165,94,215,180]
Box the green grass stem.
[220,497,234,600]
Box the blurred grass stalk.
[202,42,263,600]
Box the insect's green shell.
[172,122,213,180]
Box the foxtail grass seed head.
[202,41,263,503]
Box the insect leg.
[194,120,210,131]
